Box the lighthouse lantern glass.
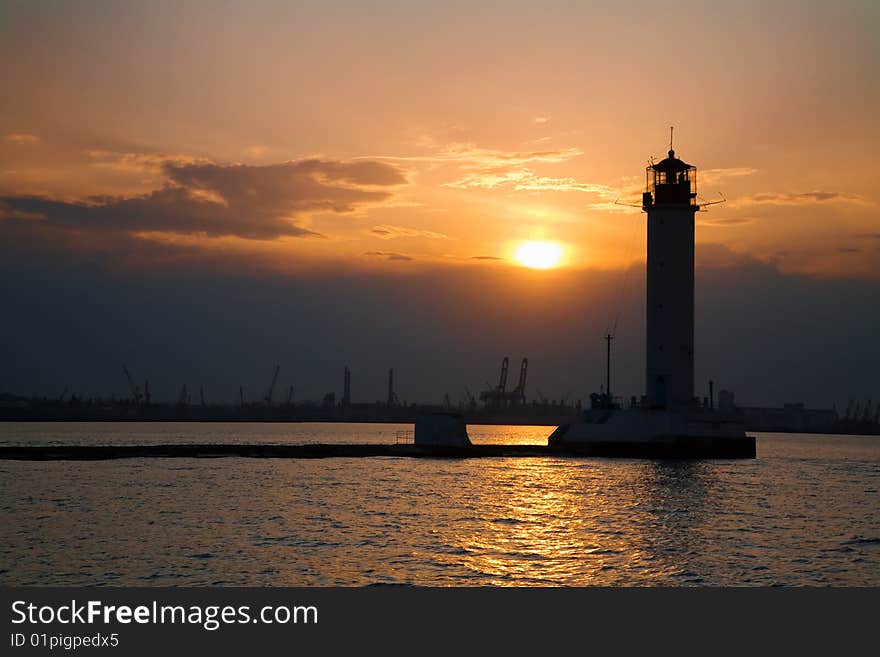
[647,157,698,207]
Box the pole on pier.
[604,333,613,401]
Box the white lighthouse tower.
[548,135,754,457]
[643,145,697,409]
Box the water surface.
[1,423,877,586]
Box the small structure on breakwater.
[414,413,471,447]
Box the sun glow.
[514,241,563,269]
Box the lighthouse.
[642,146,698,409]
[547,133,754,457]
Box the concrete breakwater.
[0,437,755,460]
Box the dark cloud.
[736,191,867,206]
[694,242,764,269]
[363,251,413,261]
[368,224,448,240]
[698,217,755,227]
[165,158,405,193]
[0,190,321,240]
[838,247,862,253]
[471,255,502,260]
[0,158,406,240]
[1,246,877,410]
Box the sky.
[1,0,878,408]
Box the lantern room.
[642,149,698,208]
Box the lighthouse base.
[548,408,755,459]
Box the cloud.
[445,167,617,196]
[435,143,582,169]
[166,158,405,190]
[0,202,46,221]
[855,232,880,240]
[731,190,871,208]
[368,143,582,169]
[407,141,631,200]
[5,237,878,408]
[3,133,40,145]
[533,116,550,125]
[85,150,200,172]
[369,224,449,240]
[368,141,614,200]
[1,158,406,240]
[698,216,756,227]
[471,255,502,260]
[837,247,862,253]
[586,201,640,213]
[363,250,413,261]
[695,242,765,270]
[699,167,757,184]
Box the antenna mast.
[604,333,614,401]
[669,125,674,152]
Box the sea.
[1,422,878,586]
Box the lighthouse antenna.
[698,192,727,209]
[613,198,643,209]
[669,125,674,152]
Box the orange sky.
[1,0,879,278]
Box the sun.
[514,241,563,269]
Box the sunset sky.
[1,1,878,406]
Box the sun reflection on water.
[437,458,719,586]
